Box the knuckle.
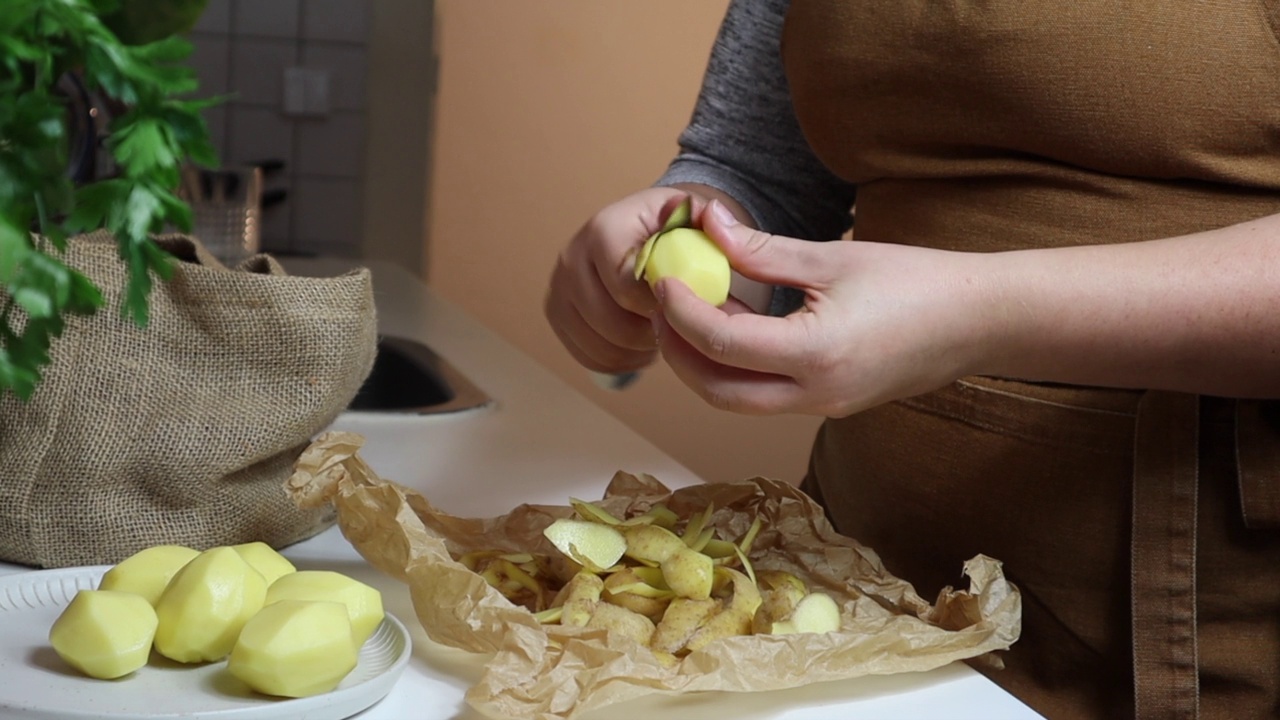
[740,228,776,260]
[704,327,734,361]
[702,385,741,413]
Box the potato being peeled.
[634,196,730,307]
[638,228,730,306]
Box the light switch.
[282,67,331,117]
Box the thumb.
[700,200,834,289]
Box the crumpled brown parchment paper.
[286,431,1021,720]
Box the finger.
[699,200,838,290]
[547,291,656,373]
[654,310,804,415]
[554,252,656,352]
[588,195,688,316]
[655,277,814,376]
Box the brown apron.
[780,2,1280,718]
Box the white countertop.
[0,258,1043,720]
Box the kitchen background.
[185,0,823,487]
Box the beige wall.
[426,1,822,486]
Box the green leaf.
[64,269,105,315]
[0,349,40,401]
[124,183,162,237]
[12,288,53,319]
[0,217,32,283]
[1,0,217,400]
[112,118,177,177]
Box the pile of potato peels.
[462,497,840,665]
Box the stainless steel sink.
[347,335,492,415]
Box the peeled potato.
[228,599,358,698]
[769,592,842,635]
[97,545,199,606]
[265,570,384,645]
[231,542,297,585]
[153,546,268,663]
[49,590,158,679]
[639,227,730,306]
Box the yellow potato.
[752,570,807,635]
[153,546,268,663]
[231,542,297,585]
[586,602,655,647]
[622,525,714,600]
[623,525,685,564]
[769,592,842,635]
[685,568,760,652]
[265,570,384,645]
[640,227,730,306]
[97,544,199,606]
[602,568,672,621]
[48,590,158,679]
[660,546,714,600]
[228,599,357,698]
[650,597,719,655]
[558,571,605,628]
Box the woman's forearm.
[980,213,1280,397]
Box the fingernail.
[710,199,737,227]
[652,278,667,302]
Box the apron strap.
[1235,399,1280,529]
[1131,391,1200,719]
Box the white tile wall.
[260,200,292,246]
[185,0,372,255]
[299,43,368,111]
[188,34,229,96]
[192,0,231,34]
[200,105,229,160]
[293,177,362,247]
[296,115,366,177]
[229,39,298,106]
[302,0,369,44]
[227,107,294,166]
[233,0,300,39]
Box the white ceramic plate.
[0,565,412,719]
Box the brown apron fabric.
[781,2,1280,718]
[1130,392,1199,719]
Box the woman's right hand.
[544,187,694,375]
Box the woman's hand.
[652,201,998,417]
[544,187,755,375]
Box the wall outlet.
[283,67,331,117]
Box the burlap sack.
[0,232,377,568]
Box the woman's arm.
[657,0,857,244]
[649,203,1280,417]
[984,213,1280,397]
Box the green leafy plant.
[0,0,216,400]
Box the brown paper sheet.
[286,431,1021,720]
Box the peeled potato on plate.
[48,543,385,699]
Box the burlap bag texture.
[0,232,377,568]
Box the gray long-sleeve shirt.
[655,0,857,243]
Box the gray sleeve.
[655,0,857,244]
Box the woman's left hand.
[652,201,1000,417]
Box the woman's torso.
[780,2,1280,718]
